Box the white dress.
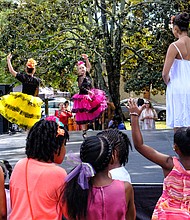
[166,43,190,128]
[141,108,157,130]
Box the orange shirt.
[10,158,67,220]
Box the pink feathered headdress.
[77,61,85,66]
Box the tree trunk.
[99,0,123,119]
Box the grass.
[125,120,169,130]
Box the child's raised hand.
[81,54,88,60]
[126,98,142,116]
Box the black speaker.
[0,115,9,134]
[0,84,13,133]
[0,84,12,96]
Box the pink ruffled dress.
[72,73,107,125]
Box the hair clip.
[26,58,37,68]
[56,126,65,137]
[45,116,65,137]
[45,116,64,127]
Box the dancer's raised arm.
[7,54,17,77]
[82,54,91,72]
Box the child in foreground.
[61,128,136,220]
[0,166,6,220]
[9,117,69,220]
[128,98,190,219]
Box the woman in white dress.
[162,13,190,132]
[141,100,158,130]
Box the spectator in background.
[137,98,145,129]
[87,123,94,131]
[109,115,126,130]
[64,100,71,111]
[55,102,72,130]
[141,100,158,130]
[102,96,115,129]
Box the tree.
[121,0,190,98]
[0,0,189,117]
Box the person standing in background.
[64,100,71,111]
[55,102,72,130]
[141,100,158,130]
[137,98,145,130]
[162,13,190,132]
[102,95,115,129]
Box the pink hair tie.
[77,61,85,66]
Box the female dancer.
[72,54,107,131]
[0,54,43,130]
[162,12,190,132]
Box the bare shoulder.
[124,181,134,206]
[163,155,174,175]
[167,43,178,55]
[124,181,133,193]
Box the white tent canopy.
[13,85,70,99]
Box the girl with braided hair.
[9,117,69,220]
[128,98,190,219]
[61,129,136,220]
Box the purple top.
[84,180,127,220]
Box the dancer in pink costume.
[72,54,107,131]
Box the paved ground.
[0,129,174,184]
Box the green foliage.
[121,0,179,96]
[0,0,189,100]
[0,0,94,94]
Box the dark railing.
[133,183,163,220]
